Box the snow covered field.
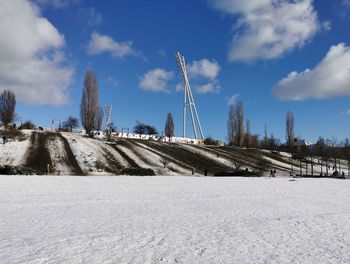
[1,176,349,264]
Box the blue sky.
[1,0,350,143]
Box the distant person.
[191,168,195,175]
[342,171,345,177]
[273,169,276,177]
[270,169,273,177]
[204,169,208,176]
[2,135,6,145]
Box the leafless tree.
[263,124,269,146]
[0,90,16,129]
[106,122,117,141]
[62,116,79,132]
[164,112,174,140]
[96,107,104,131]
[133,121,158,135]
[236,100,244,147]
[251,134,260,149]
[227,104,236,145]
[286,111,295,148]
[245,119,252,148]
[80,70,100,136]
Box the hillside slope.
[1,131,344,176]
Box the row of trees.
[132,112,175,138]
[227,100,297,150]
[80,69,176,139]
[227,101,259,148]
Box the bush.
[0,127,25,141]
[214,169,260,177]
[204,137,217,145]
[0,165,36,175]
[20,120,36,130]
[121,167,155,176]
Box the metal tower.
[175,52,204,140]
[104,104,112,129]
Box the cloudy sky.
[1,0,350,142]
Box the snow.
[46,135,71,175]
[63,133,127,175]
[0,137,30,166]
[1,176,349,263]
[134,141,191,175]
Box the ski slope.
[1,176,349,263]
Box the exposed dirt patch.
[126,140,186,174]
[100,145,124,174]
[25,132,53,175]
[56,134,83,175]
[140,141,232,175]
[111,143,140,168]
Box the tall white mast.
[175,52,204,140]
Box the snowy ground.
[1,176,349,264]
[0,137,30,166]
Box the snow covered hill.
[0,130,347,176]
[1,176,349,263]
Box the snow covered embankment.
[0,133,31,166]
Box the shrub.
[0,165,36,175]
[20,120,36,130]
[204,137,217,145]
[121,167,155,176]
[0,127,25,141]
[214,169,260,177]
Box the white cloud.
[227,93,240,105]
[175,83,183,92]
[343,0,350,8]
[33,0,79,8]
[106,76,118,87]
[157,50,167,57]
[78,7,103,26]
[139,68,174,92]
[345,109,350,115]
[87,32,141,59]
[0,0,74,105]
[195,82,221,94]
[187,59,220,80]
[209,0,321,62]
[175,58,221,94]
[272,43,350,100]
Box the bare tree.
[80,70,100,136]
[134,121,158,135]
[236,100,244,147]
[251,134,260,149]
[96,107,104,131]
[62,116,79,132]
[0,90,16,129]
[106,122,117,141]
[164,112,174,140]
[286,111,295,148]
[263,124,269,146]
[245,119,252,148]
[227,104,236,145]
